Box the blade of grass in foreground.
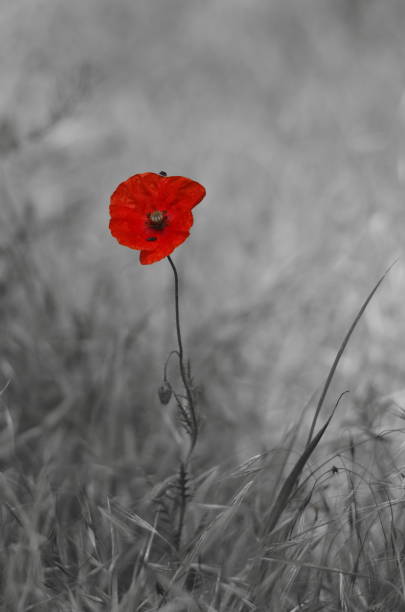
[306,262,396,447]
[263,263,395,538]
[263,390,348,537]
[250,265,395,606]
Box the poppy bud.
[158,381,172,405]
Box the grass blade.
[306,262,395,447]
[263,391,348,537]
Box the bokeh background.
[1,0,405,461]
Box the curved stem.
[163,350,179,382]
[167,255,198,456]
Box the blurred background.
[1,0,405,463]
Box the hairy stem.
[167,255,198,457]
[174,461,188,550]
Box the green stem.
[167,255,198,457]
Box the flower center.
[148,210,166,229]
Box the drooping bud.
[158,381,172,405]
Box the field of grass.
[2,0,405,609]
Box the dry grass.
[2,0,405,609]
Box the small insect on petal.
[147,237,157,242]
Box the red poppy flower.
[109,172,206,264]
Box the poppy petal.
[139,249,162,265]
[110,172,164,215]
[139,228,191,264]
[109,218,148,249]
[159,176,206,211]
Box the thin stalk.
[167,255,198,457]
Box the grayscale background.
[1,0,405,459]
